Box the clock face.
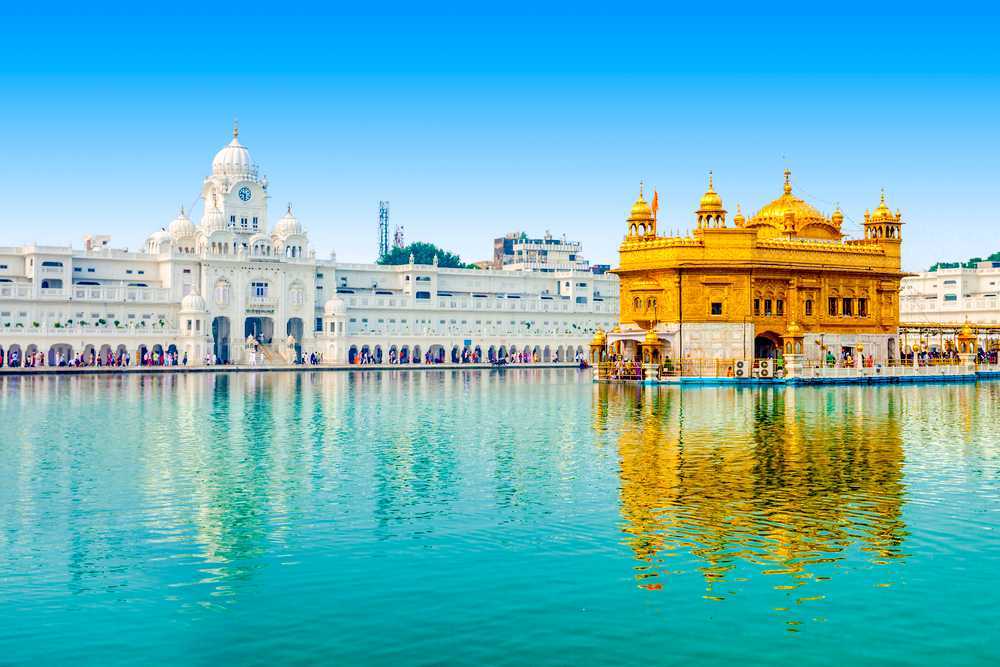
[238,186,252,202]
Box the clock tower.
[201,121,269,237]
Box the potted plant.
[98,318,107,326]
[114,320,121,328]
[32,321,40,328]
[53,322,62,328]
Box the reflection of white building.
[901,261,1000,325]
[0,127,618,366]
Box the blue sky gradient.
[1,3,998,270]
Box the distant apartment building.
[492,231,589,272]
[901,257,1000,324]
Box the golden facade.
[609,171,906,363]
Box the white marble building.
[901,261,1000,325]
[0,128,618,367]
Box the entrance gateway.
[245,316,274,344]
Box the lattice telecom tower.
[378,201,390,259]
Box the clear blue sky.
[1,3,998,271]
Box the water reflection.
[594,384,907,599]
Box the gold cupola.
[626,182,656,240]
[695,171,726,229]
[746,169,842,240]
[733,203,745,227]
[831,205,844,226]
[864,189,903,241]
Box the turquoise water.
[1,370,998,665]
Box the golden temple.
[602,170,906,369]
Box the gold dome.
[733,203,745,226]
[643,329,660,345]
[831,205,844,225]
[591,328,607,345]
[630,191,653,220]
[698,171,724,212]
[747,169,841,240]
[785,321,803,337]
[870,189,897,223]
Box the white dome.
[180,290,207,312]
[324,296,347,316]
[273,204,303,237]
[148,229,171,245]
[212,125,253,177]
[168,207,196,239]
[199,202,227,234]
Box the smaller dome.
[200,201,227,234]
[870,190,896,222]
[643,329,660,345]
[698,172,724,211]
[148,229,171,245]
[274,203,303,237]
[181,290,207,312]
[591,328,607,345]
[786,321,803,337]
[629,184,653,220]
[324,296,347,317]
[168,206,196,239]
[733,204,745,226]
[831,206,844,225]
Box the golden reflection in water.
[593,383,907,597]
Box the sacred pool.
[1,369,997,664]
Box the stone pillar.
[956,323,977,372]
[781,322,806,379]
[783,353,804,378]
[643,363,660,384]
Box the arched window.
[215,279,231,306]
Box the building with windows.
[492,231,590,272]
[603,171,905,368]
[0,127,617,367]
[901,259,1000,325]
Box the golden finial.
[783,168,792,195]
[233,117,239,139]
[880,188,886,205]
[639,180,645,199]
[708,170,714,191]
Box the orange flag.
[651,190,659,219]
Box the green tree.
[377,242,472,268]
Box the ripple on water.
[0,372,999,664]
